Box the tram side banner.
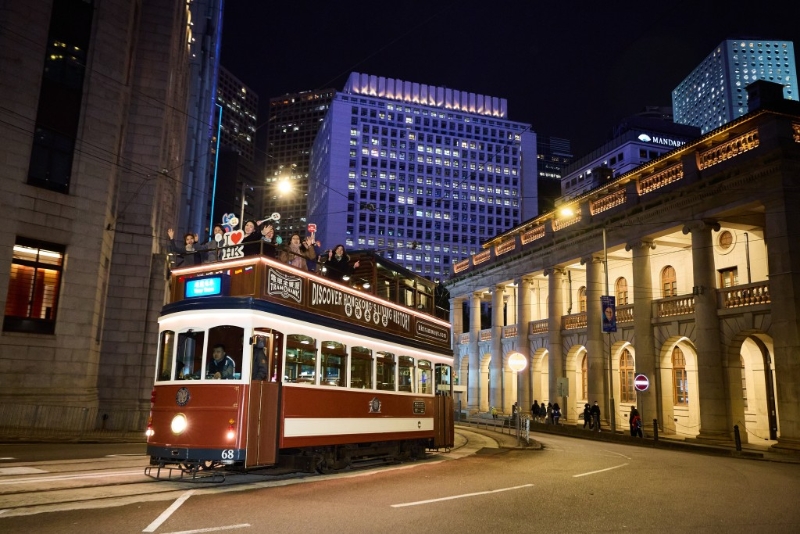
[264,267,450,350]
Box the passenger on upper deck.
[167,228,205,267]
[281,234,317,271]
[321,244,360,283]
[207,344,235,379]
[199,224,225,263]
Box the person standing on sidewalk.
[629,407,643,437]
[582,403,592,429]
[590,401,601,432]
[546,402,553,424]
[532,401,540,423]
[552,403,561,425]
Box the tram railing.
[0,403,148,441]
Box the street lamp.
[603,227,616,434]
[508,352,527,445]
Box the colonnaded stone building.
[447,81,800,451]
[0,0,192,437]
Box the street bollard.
[652,419,659,442]
[734,425,742,451]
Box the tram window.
[286,334,317,383]
[350,346,373,389]
[435,364,451,393]
[399,356,415,392]
[206,326,244,380]
[156,330,175,381]
[418,360,432,394]
[377,351,396,391]
[321,341,346,387]
[174,329,205,380]
[253,328,283,382]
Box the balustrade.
[562,312,587,330]
[719,282,770,308]
[655,295,695,318]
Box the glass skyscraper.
[673,39,797,134]
[308,73,537,281]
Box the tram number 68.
[221,449,235,460]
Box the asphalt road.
[1,431,799,533]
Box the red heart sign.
[229,230,244,245]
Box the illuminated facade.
[308,72,537,281]
[673,39,797,134]
[447,82,800,452]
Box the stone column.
[517,276,533,413]
[450,296,464,391]
[627,239,657,433]
[467,292,482,414]
[683,220,730,440]
[491,285,505,412]
[584,256,607,417]
[546,268,566,407]
[764,193,800,451]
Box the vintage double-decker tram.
[145,245,454,478]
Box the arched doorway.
[729,333,779,441]
[658,337,700,437]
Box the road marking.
[391,483,534,508]
[0,467,48,475]
[0,469,143,485]
[0,457,16,461]
[161,525,250,534]
[573,463,629,478]
[600,449,632,460]
[143,490,195,532]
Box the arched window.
[741,356,748,410]
[620,349,635,403]
[581,353,588,400]
[662,266,677,297]
[578,286,587,313]
[672,347,688,405]
[615,277,628,305]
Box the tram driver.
[208,344,235,379]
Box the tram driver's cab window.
[286,335,317,383]
[399,356,415,392]
[168,329,206,380]
[350,346,373,389]
[205,325,244,380]
[435,363,451,393]
[156,330,176,381]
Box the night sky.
[220,0,799,159]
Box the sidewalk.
[460,415,800,464]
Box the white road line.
[143,490,195,533]
[0,457,16,460]
[0,469,143,485]
[391,483,534,508]
[573,463,629,478]
[161,525,250,534]
[600,449,632,460]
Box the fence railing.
[719,281,770,308]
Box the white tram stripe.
[142,490,195,533]
[572,463,629,478]
[390,484,534,508]
[284,417,433,437]
[160,525,251,534]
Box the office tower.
[211,66,259,227]
[308,73,537,281]
[537,136,573,213]
[264,89,336,234]
[560,107,699,201]
[177,0,224,236]
[673,39,797,133]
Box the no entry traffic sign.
[634,374,650,392]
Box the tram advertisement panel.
[264,267,450,351]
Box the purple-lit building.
[308,73,537,281]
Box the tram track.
[0,429,491,517]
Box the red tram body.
[146,250,454,474]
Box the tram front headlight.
[171,414,188,434]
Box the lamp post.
[508,352,527,446]
[240,180,293,229]
[603,227,616,434]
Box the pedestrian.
[590,401,601,432]
[582,403,592,429]
[552,403,561,425]
[546,402,553,424]
[532,400,540,423]
[491,406,498,420]
[629,406,643,437]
